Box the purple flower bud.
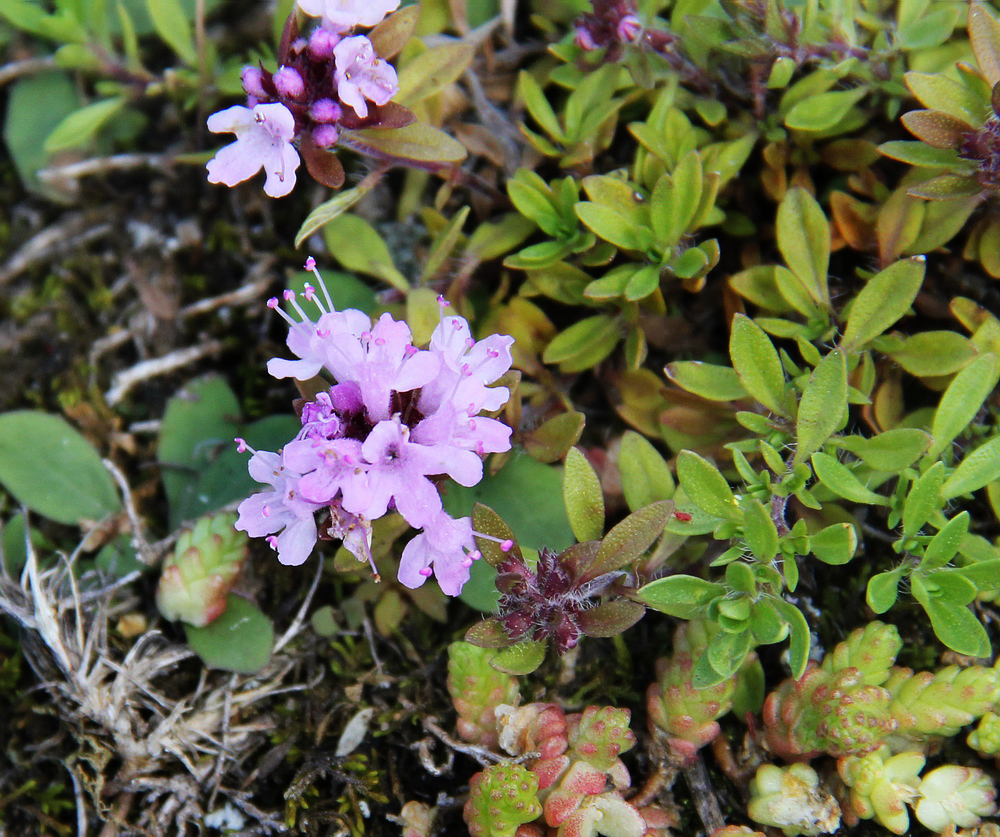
[309,27,341,59]
[241,65,266,98]
[617,14,641,42]
[312,124,340,148]
[273,66,305,99]
[310,98,343,123]
[574,25,597,51]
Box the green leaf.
[911,574,990,657]
[957,559,1000,590]
[664,361,747,401]
[929,353,1000,458]
[794,350,847,466]
[322,213,408,292]
[618,431,675,512]
[903,460,945,537]
[517,71,563,142]
[420,205,470,283]
[811,452,889,505]
[294,183,369,248]
[0,411,121,525]
[878,140,964,168]
[146,0,196,64]
[703,629,752,682]
[575,202,642,250]
[740,497,778,561]
[785,87,868,132]
[777,187,830,307]
[491,639,547,675]
[157,376,240,528]
[591,500,672,577]
[43,97,126,153]
[770,597,810,679]
[809,523,857,565]
[886,331,977,377]
[522,411,585,464]
[637,574,725,618]
[941,436,1000,499]
[342,123,467,164]
[841,257,925,350]
[970,4,1000,88]
[395,43,474,107]
[542,315,620,373]
[676,450,741,521]
[919,512,969,571]
[563,447,605,543]
[185,595,273,674]
[905,72,982,127]
[749,600,789,646]
[624,265,661,301]
[833,428,931,471]
[729,315,789,416]
[866,568,903,614]
[4,72,81,195]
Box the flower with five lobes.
[235,259,515,596]
[206,103,300,198]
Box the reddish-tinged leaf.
[906,174,981,200]
[970,4,1000,88]
[368,4,419,60]
[277,12,298,65]
[588,500,673,579]
[337,101,416,131]
[577,599,645,637]
[464,618,515,648]
[472,503,521,567]
[557,540,601,580]
[900,110,972,148]
[300,133,346,189]
[341,122,467,163]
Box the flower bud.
[310,98,343,123]
[273,66,305,99]
[241,65,266,98]
[312,124,340,148]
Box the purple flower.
[419,315,514,415]
[237,262,515,595]
[235,448,320,566]
[399,512,477,596]
[350,416,482,528]
[333,35,399,118]
[297,0,400,31]
[206,103,300,198]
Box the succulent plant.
[837,746,924,835]
[155,512,247,627]
[820,621,902,687]
[763,665,896,759]
[967,712,1000,758]
[646,621,753,764]
[447,641,521,750]
[463,762,543,837]
[886,664,1000,739]
[914,765,998,833]
[747,763,841,837]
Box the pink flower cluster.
[235,260,515,596]
[206,0,402,197]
